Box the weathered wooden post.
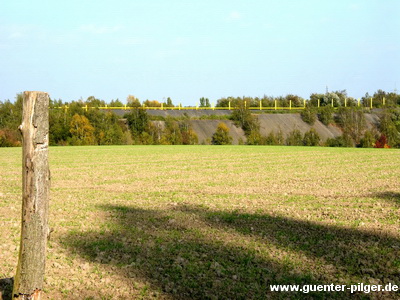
[13,91,50,300]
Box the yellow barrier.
[52,98,393,111]
[53,106,307,111]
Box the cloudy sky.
[1,0,399,105]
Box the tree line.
[1,91,399,148]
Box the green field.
[0,146,399,299]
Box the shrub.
[379,110,400,147]
[359,130,377,148]
[161,119,183,145]
[286,129,303,146]
[265,132,278,145]
[0,129,21,147]
[325,134,354,147]
[374,134,390,148]
[212,122,233,145]
[335,107,366,145]
[230,100,260,135]
[317,106,334,125]
[303,128,321,146]
[246,131,264,145]
[182,128,199,145]
[300,107,317,125]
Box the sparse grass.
[0,145,399,299]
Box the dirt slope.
[141,110,380,145]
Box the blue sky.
[1,0,399,105]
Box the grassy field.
[0,145,399,299]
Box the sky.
[1,0,399,106]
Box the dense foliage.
[1,91,399,148]
[211,123,233,145]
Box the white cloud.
[228,11,242,21]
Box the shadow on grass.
[0,278,13,300]
[373,192,400,206]
[62,204,400,299]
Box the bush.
[317,106,334,125]
[374,134,390,148]
[379,110,400,147]
[265,132,278,145]
[325,134,354,147]
[246,131,264,145]
[300,108,317,125]
[230,100,260,135]
[303,128,321,146]
[0,129,21,147]
[286,129,303,146]
[359,130,377,148]
[212,122,233,145]
[335,107,366,145]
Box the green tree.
[360,130,377,148]
[303,128,321,146]
[199,97,211,108]
[164,97,174,107]
[180,121,199,145]
[300,107,317,125]
[127,95,141,107]
[212,122,233,145]
[285,94,304,107]
[335,107,366,145]
[317,106,334,125]
[86,96,106,108]
[109,99,124,107]
[230,100,260,135]
[125,109,149,137]
[379,110,400,147]
[325,134,354,147]
[286,129,303,146]
[162,118,183,145]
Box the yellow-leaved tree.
[69,114,95,145]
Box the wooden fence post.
[13,91,50,300]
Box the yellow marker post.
[318,99,320,108]
[344,98,347,107]
[85,105,88,112]
[259,100,262,110]
[331,98,334,108]
[383,97,385,106]
[370,97,373,109]
[161,103,163,110]
[289,100,292,110]
[228,101,231,110]
[358,99,360,107]
[303,99,306,108]
[274,100,277,110]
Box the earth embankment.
[120,109,381,144]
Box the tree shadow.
[180,205,400,282]
[61,204,400,299]
[372,192,400,206]
[0,278,13,300]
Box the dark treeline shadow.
[372,192,400,207]
[61,204,400,299]
[0,278,13,300]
